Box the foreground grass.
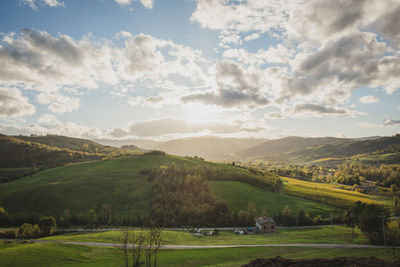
[1,242,399,267]
[211,181,340,217]
[281,177,391,208]
[42,226,368,245]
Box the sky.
[0,0,399,141]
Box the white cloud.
[115,0,153,9]
[140,0,153,9]
[37,114,60,126]
[244,33,260,42]
[36,92,80,114]
[115,0,131,6]
[0,87,36,118]
[359,95,380,104]
[22,0,64,9]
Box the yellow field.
[281,177,388,208]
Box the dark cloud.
[293,103,348,115]
[21,28,83,65]
[182,60,268,108]
[383,119,400,126]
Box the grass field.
[0,153,344,220]
[1,242,399,267]
[211,181,340,217]
[0,154,222,217]
[41,226,368,245]
[281,177,391,208]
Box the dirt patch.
[242,256,400,267]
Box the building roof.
[256,216,276,224]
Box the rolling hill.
[15,134,137,154]
[0,135,103,182]
[154,136,267,160]
[238,136,353,161]
[0,153,341,220]
[236,134,400,164]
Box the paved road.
[2,239,397,249]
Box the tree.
[62,209,71,228]
[87,209,97,228]
[32,224,41,238]
[343,209,357,241]
[0,206,8,226]
[119,227,163,267]
[18,223,33,238]
[39,216,56,236]
[101,203,112,225]
[392,196,400,229]
[247,202,257,222]
[57,217,66,230]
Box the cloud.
[0,29,208,112]
[0,87,36,118]
[191,0,296,45]
[115,0,153,9]
[109,118,259,138]
[191,0,400,109]
[265,111,284,119]
[140,0,153,9]
[182,60,268,108]
[115,0,131,6]
[383,119,400,126]
[292,103,356,117]
[22,0,64,9]
[359,95,380,104]
[37,114,60,126]
[36,92,80,114]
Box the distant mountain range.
[93,134,399,164]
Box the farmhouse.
[256,216,277,233]
[354,180,378,193]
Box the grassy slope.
[211,181,340,217]
[1,242,399,267]
[0,153,340,219]
[42,226,368,245]
[0,154,216,217]
[282,177,391,208]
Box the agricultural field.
[211,181,340,217]
[281,177,391,209]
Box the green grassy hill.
[15,134,129,154]
[0,135,103,182]
[0,153,340,220]
[211,181,339,217]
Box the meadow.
[1,241,399,267]
[41,226,368,245]
[211,181,340,217]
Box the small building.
[355,180,378,193]
[256,216,277,234]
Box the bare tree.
[119,227,163,267]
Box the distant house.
[355,180,378,193]
[256,216,277,234]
